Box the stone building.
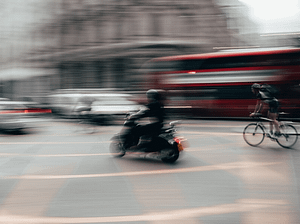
[1,0,254,100]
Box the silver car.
[0,101,34,133]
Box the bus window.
[201,56,256,69]
[179,59,204,71]
[215,86,254,99]
[271,53,300,66]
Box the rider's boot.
[266,130,273,138]
[128,144,146,152]
[274,131,282,137]
[128,137,152,152]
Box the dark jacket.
[131,101,165,125]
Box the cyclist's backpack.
[260,84,279,98]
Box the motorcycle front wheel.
[160,148,179,163]
[109,136,126,157]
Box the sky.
[239,0,300,33]
[2,0,299,35]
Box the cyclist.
[250,83,281,137]
[72,96,95,129]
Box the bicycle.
[243,113,298,149]
[73,111,96,134]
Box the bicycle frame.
[254,115,294,133]
[243,114,298,148]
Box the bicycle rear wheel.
[243,123,265,147]
[276,124,298,149]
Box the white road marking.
[0,141,109,145]
[0,199,287,223]
[0,153,111,157]
[1,161,280,180]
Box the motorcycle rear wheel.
[109,137,126,157]
[161,148,179,163]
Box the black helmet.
[146,89,160,101]
[251,83,261,90]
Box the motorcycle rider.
[125,89,165,150]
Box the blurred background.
[0,0,300,121]
[1,2,300,222]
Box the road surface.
[0,118,299,223]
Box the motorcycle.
[109,115,187,163]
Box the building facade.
[1,0,257,100]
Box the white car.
[90,94,141,123]
[48,91,141,124]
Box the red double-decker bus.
[143,47,300,118]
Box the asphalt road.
[0,118,300,223]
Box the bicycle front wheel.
[243,123,265,147]
[276,124,298,149]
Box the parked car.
[0,101,33,133]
